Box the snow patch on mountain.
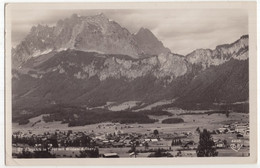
[32,48,52,57]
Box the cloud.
[10,8,248,55]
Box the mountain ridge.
[186,35,248,69]
[11,13,249,120]
[12,34,249,112]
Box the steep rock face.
[12,14,140,66]
[186,35,248,69]
[92,53,188,81]
[21,50,188,82]
[55,14,141,57]
[134,28,171,56]
[12,25,56,66]
[12,13,173,68]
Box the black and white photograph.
[4,2,257,165]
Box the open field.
[13,111,248,135]
[134,99,175,111]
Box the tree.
[154,148,162,157]
[130,141,137,158]
[49,138,58,148]
[153,129,159,136]
[196,127,200,134]
[33,151,56,158]
[17,148,55,158]
[178,139,182,145]
[67,130,72,136]
[223,140,228,148]
[225,111,230,118]
[77,148,99,158]
[144,141,149,150]
[196,129,218,157]
[148,148,173,157]
[171,139,175,146]
[17,149,34,158]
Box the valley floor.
[12,110,249,158]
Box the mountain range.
[12,13,249,117]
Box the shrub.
[162,118,184,124]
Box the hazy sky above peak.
[11,9,248,55]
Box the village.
[12,120,250,158]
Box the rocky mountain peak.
[137,27,152,34]
[134,27,171,56]
[216,35,248,51]
[12,13,173,68]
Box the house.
[151,139,158,142]
[124,139,132,146]
[112,142,124,148]
[235,126,247,134]
[245,130,250,135]
[103,153,119,158]
[218,128,228,133]
[223,125,230,128]
[129,152,137,157]
[181,140,195,149]
[237,133,244,138]
[95,141,105,147]
[114,130,123,135]
[215,141,225,148]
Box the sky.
[10,9,248,55]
